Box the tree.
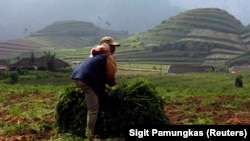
[44,51,56,71]
[16,56,20,62]
[30,51,35,63]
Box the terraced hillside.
[0,21,129,61]
[28,21,129,48]
[0,39,43,59]
[117,8,250,66]
[1,8,250,67]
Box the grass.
[0,70,250,140]
[118,62,169,70]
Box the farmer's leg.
[94,91,110,141]
[74,80,99,139]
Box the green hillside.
[0,21,129,61]
[116,8,250,67]
[28,21,129,48]
[1,8,250,68]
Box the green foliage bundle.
[55,84,86,136]
[55,77,169,138]
[105,77,169,137]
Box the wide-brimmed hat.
[99,36,120,46]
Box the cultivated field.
[0,71,250,140]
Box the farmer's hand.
[105,84,112,91]
[105,89,110,96]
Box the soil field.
[0,92,250,141]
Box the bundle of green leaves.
[55,84,87,136]
[55,77,169,138]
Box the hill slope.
[116,8,250,66]
[0,39,43,60]
[0,21,129,60]
[1,8,250,67]
[27,21,129,48]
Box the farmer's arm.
[106,55,117,86]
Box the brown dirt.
[0,93,249,141]
[165,95,250,125]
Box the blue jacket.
[71,53,109,97]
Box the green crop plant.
[0,122,29,136]
[9,105,22,116]
[55,77,169,139]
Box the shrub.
[9,72,19,84]
[55,77,169,138]
[0,71,8,80]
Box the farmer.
[71,36,120,141]
[235,74,243,87]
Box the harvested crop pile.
[55,77,169,138]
